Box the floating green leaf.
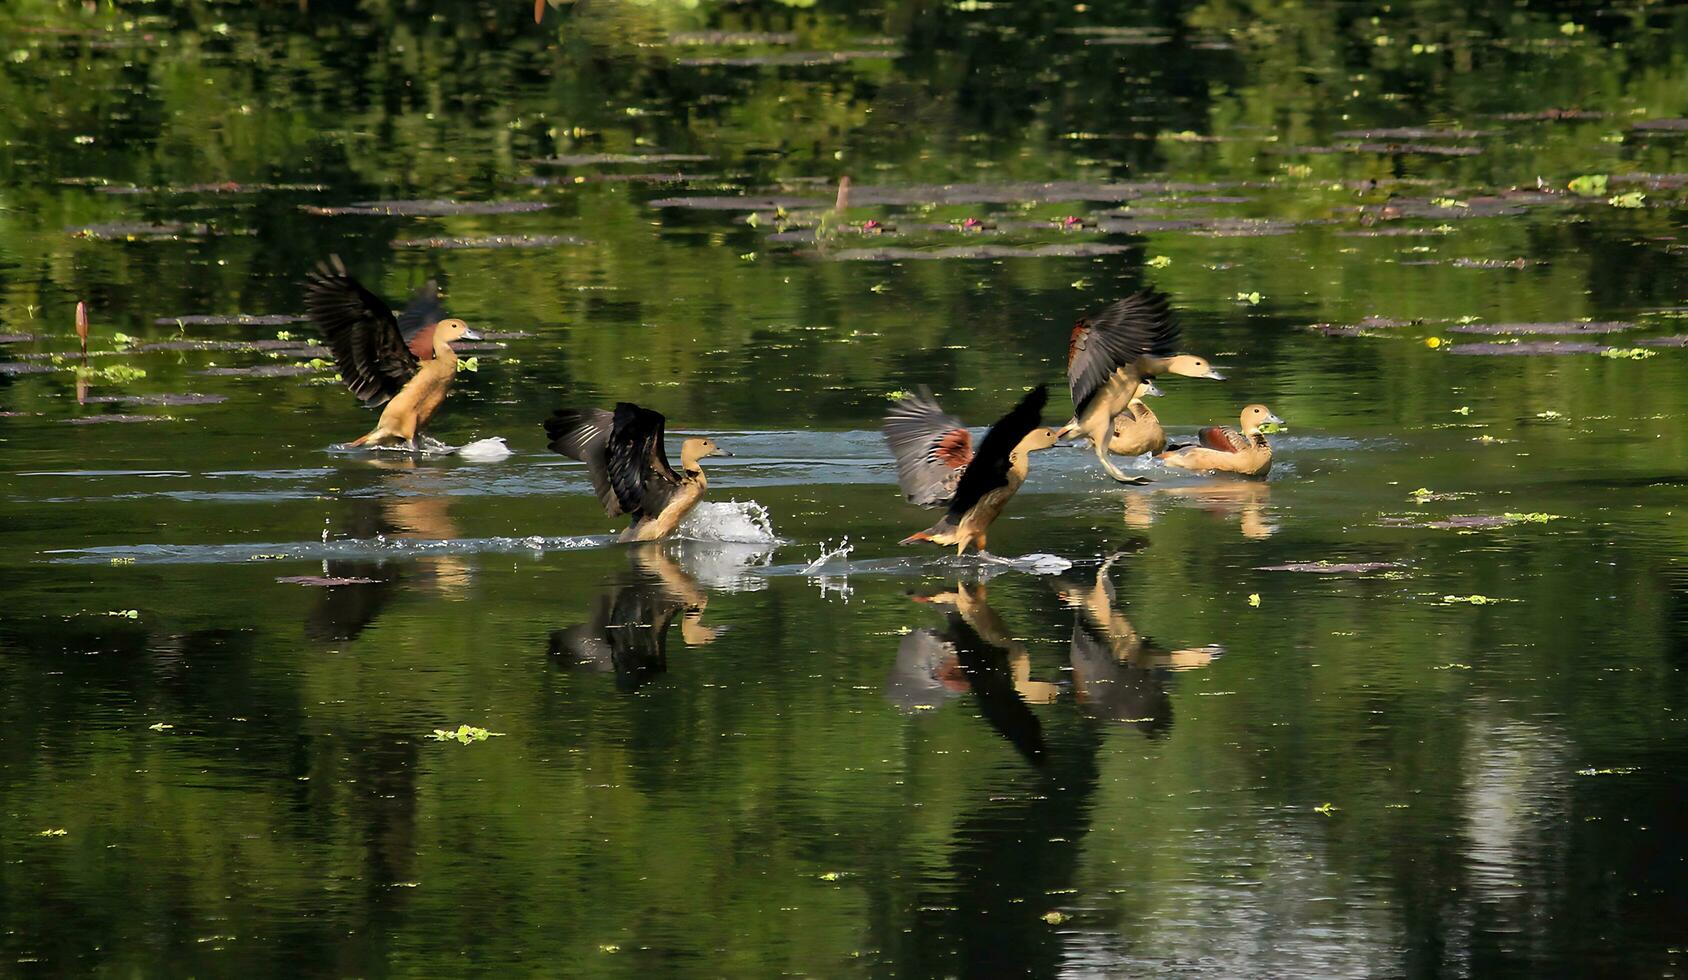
[1442,594,1509,605]
[1566,174,1607,196]
[1608,191,1645,208]
[429,724,505,744]
[1146,255,1172,268]
[1600,347,1655,359]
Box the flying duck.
[886,384,1058,555]
[304,256,479,449]
[544,402,732,542]
[1059,289,1223,483]
[1159,404,1283,478]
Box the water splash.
[800,537,854,574]
[676,500,779,544]
[801,537,856,601]
[48,534,612,565]
[455,437,513,461]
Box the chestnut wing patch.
[1198,426,1249,453]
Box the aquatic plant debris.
[429,725,505,744]
[1442,594,1510,605]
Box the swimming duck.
[1158,404,1283,478]
[1104,380,1166,458]
[1059,289,1224,483]
[304,256,479,449]
[888,385,1058,555]
[544,402,732,542]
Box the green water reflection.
[2,1,1686,976]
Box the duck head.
[682,436,733,467]
[1134,380,1164,399]
[1164,354,1224,381]
[1020,426,1062,453]
[1241,404,1285,431]
[435,318,482,343]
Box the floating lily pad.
[650,194,828,210]
[1491,109,1605,121]
[521,172,719,187]
[1631,118,1688,132]
[123,393,227,406]
[666,31,798,45]
[1448,322,1634,335]
[276,575,382,586]
[198,364,319,377]
[0,334,36,343]
[69,221,210,240]
[1448,340,1611,355]
[830,243,1134,261]
[1258,561,1404,573]
[1333,127,1492,139]
[1451,258,1532,269]
[529,153,711,166]
[301,200,551,217]
[1309,316,1416,337]
[1638,335,1688,347]
[152,314,307,327]
[98,181,328,195]
[0,362,59,375]
[676,49,899,67]
[61,414,172,424]
[1351,141,1484,156]
[390,234,585,249]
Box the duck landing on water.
[1159,404,1284,479]
[544,402,732,542]
[886,384,1058,556]
[1059,289,1223,483]
[305,256,480,450]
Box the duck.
[1058,288,1224,483]
[886,384,1058,555]
[1158,404,1283,478]
[304,256,479,449]
[1104,380,1166,458]
[544,402,732,542]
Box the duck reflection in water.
[1053,553,1221,738]
[306,468,472,642]
[548,543,725,691]
[1122,481,1277,540]
[888,582,1058,765]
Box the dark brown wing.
[305,256,419,407]
[608,403,682,519]
[1198,426,1249,453]
[947,385,1046,522]
[396,280,447,360]
[883,386,975,508]
[544,408,622,516]
[1066,289,1179,417]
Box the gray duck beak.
[1141,381,1165,397]
[715,447,735,457]
[1205,368,1226,381]
[1266,413,1285,426]
[461,327,482,341]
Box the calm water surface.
[2,2,1686,976]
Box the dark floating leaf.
[0,362,59,375]
[152,314,306,327]
[518,172,718,187]
[651,194,828,210]
[1258,561,1404,573]
[1349,141,1484,156]
[1491,109,1605,121]
[1447,321,1635,335]
[276,575,383,587]
[198,364,319,377]
[1631,118,1688,132]
[1609,173,1688,190]
[1450,258,1532,269]
[666,30,798,45]
[98,181,328,195]
[1423,515,1515,529]
[1082,33,1171,46]
[1448,341,1612,356]
[1334,227,1449,238]
[1332,127,1492,139]
[0,334,37,344]
[1309,316,1415,337]
[676,49,899,67]
[61,414,172,425]
[391,234,585,249]
[1638,335,1688,348]
[69,221,210,240]
[529,152,712,166]
[301,200,551,217]
[121,393,227,406]
[830,243,1134,261]
[476,330,533,341]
